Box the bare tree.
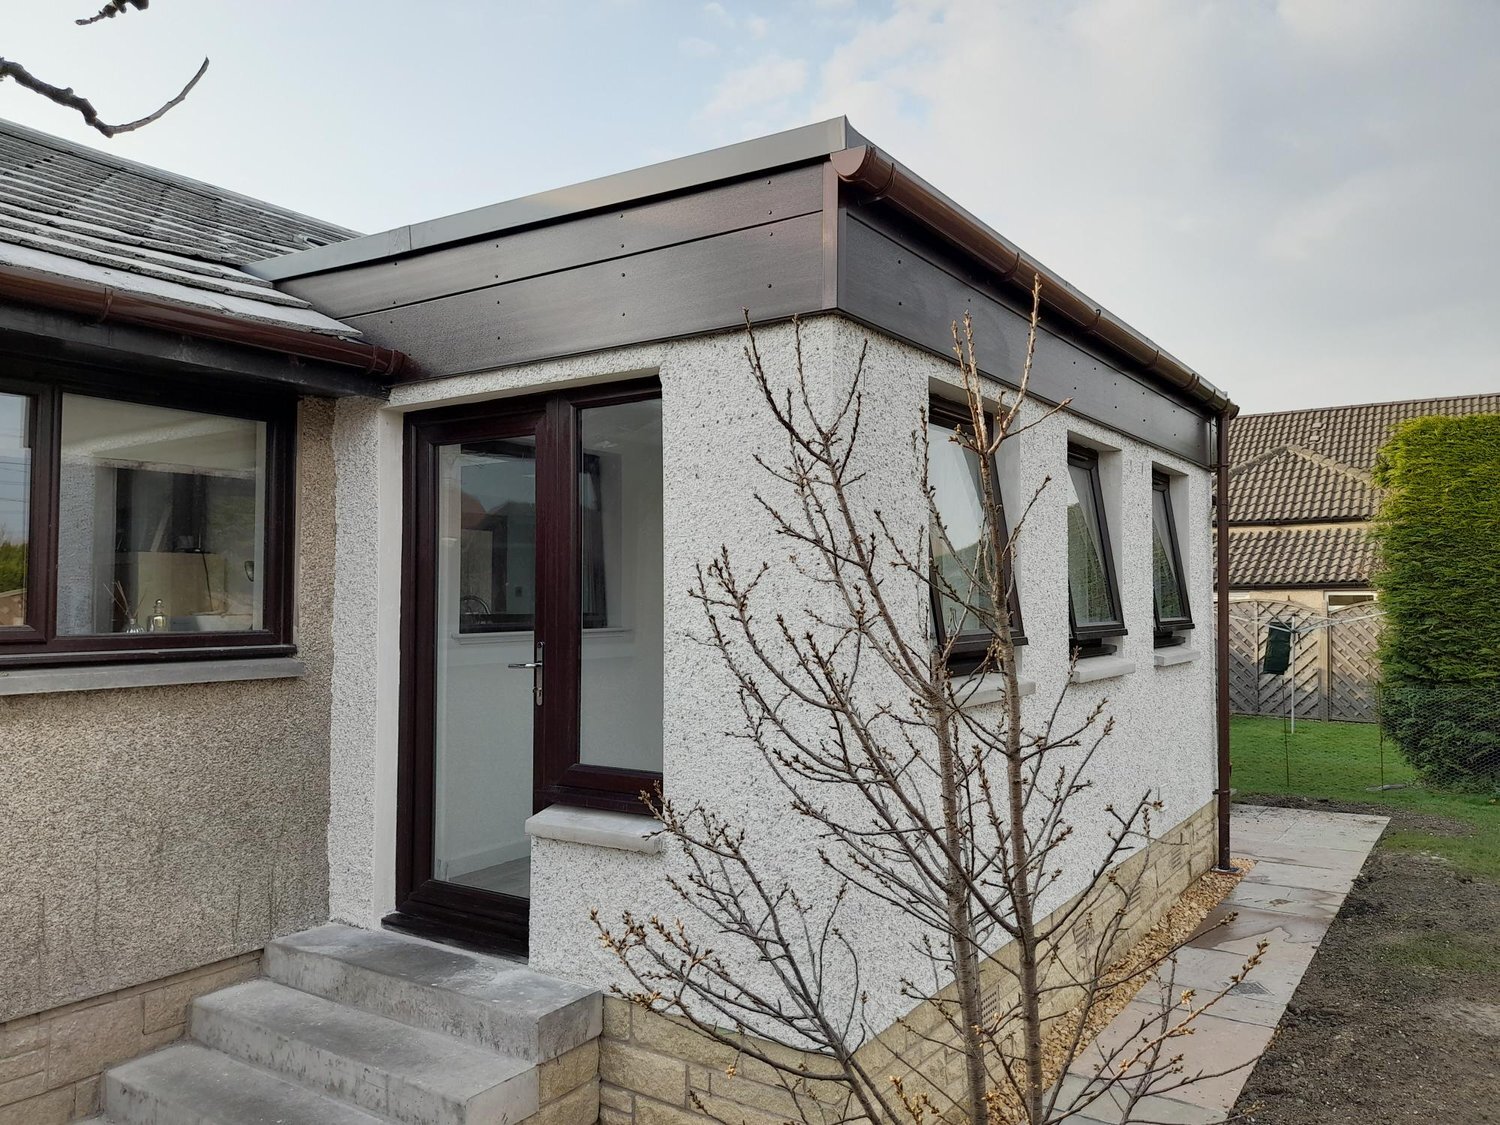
[595,286,1260,1125]
[1,1,208,137]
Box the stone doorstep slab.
[105,1042,388,1125]
[265,924,602,1063]
[191,978,538,1125]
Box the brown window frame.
[400,378,663,831]
[927,396,1025,674]
[1066,445,1126,656]
[0,358,296,668]
[1150,470,1193,646]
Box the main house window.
[1065,445,1125,654]
[0,372,292,664]
[1150,471,1193,644]
[928,397,1024,671]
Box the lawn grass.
[1231,715,1500,880]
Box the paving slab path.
[1057,804,1388,1125]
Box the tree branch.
[0,54,208,137]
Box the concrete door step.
[192,978,538,1125]
[90,924,605,1125]
[103,1041,389,1124]
[264,924,601,1062]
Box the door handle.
[507,641,543,706]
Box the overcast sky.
[3,0,1496,414]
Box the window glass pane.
[0,393,29,629]
[578,398,664,775]
[929,421,997,639]
[1065,461,1116,627]
[1151,487,1187,622]
[454,439,538,633]
[56,395,266,635]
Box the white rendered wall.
[327,316,1217,1036]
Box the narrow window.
[1065,445,1125,654]
[1150,471,1192,645]
[928,398,1024,672]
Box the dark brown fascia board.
[0,266,405,385]
[830,145,1236,421]
[0,301,386,399]
[249,118,868,282]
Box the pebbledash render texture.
[0,403,338,1121]
[324,317,1220,1116]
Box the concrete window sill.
[1153,646,1202,668]
[956,674,1037,708]
[0,657,307,697]
[1070,655,1136,684]
[526,805,664,854]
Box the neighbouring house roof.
[1227,393,1500,589]
[1229,393,1500,523]
[0,118,363,338]
[1227,526,1375,589]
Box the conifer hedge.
[1373,412,1500,788]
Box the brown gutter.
[830,145,1234,417]
[0,267,406,378]
[1214,405,1238,871]
[836,142,1240,865]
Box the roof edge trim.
[249,117,865,283]
[832,144,1235,418]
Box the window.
[0,371,292,664]
[1064,445,1124,653]
[928,397,1024,671]
[1150,471,1192,644]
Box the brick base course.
[598,800,1218,1125]
[0,951,260,1124]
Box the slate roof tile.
[1227,526,1375,589]
[0,118,362,338]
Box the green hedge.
[1373,412,1500,788]
[0,538,23,594]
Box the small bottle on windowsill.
[148,599,168,632]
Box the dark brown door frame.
[388,378,661,954]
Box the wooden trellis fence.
[1226,599,1383,723]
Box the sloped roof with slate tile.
[1227,394,1500,588]
[1227,526,1376,589]
[1230,394,1500,523]
[0,117,363,338]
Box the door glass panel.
[578,399,664,775]
[0,393,30,629]
[434,437,537,900]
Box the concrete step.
[192,979,538,1125]
[103,1042,387,1125]
[264,924,600,1062]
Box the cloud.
[698,54,808,121]
[679,36,720,58]
[700,0,1500,412]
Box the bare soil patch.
[1233,795,1500,1124]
